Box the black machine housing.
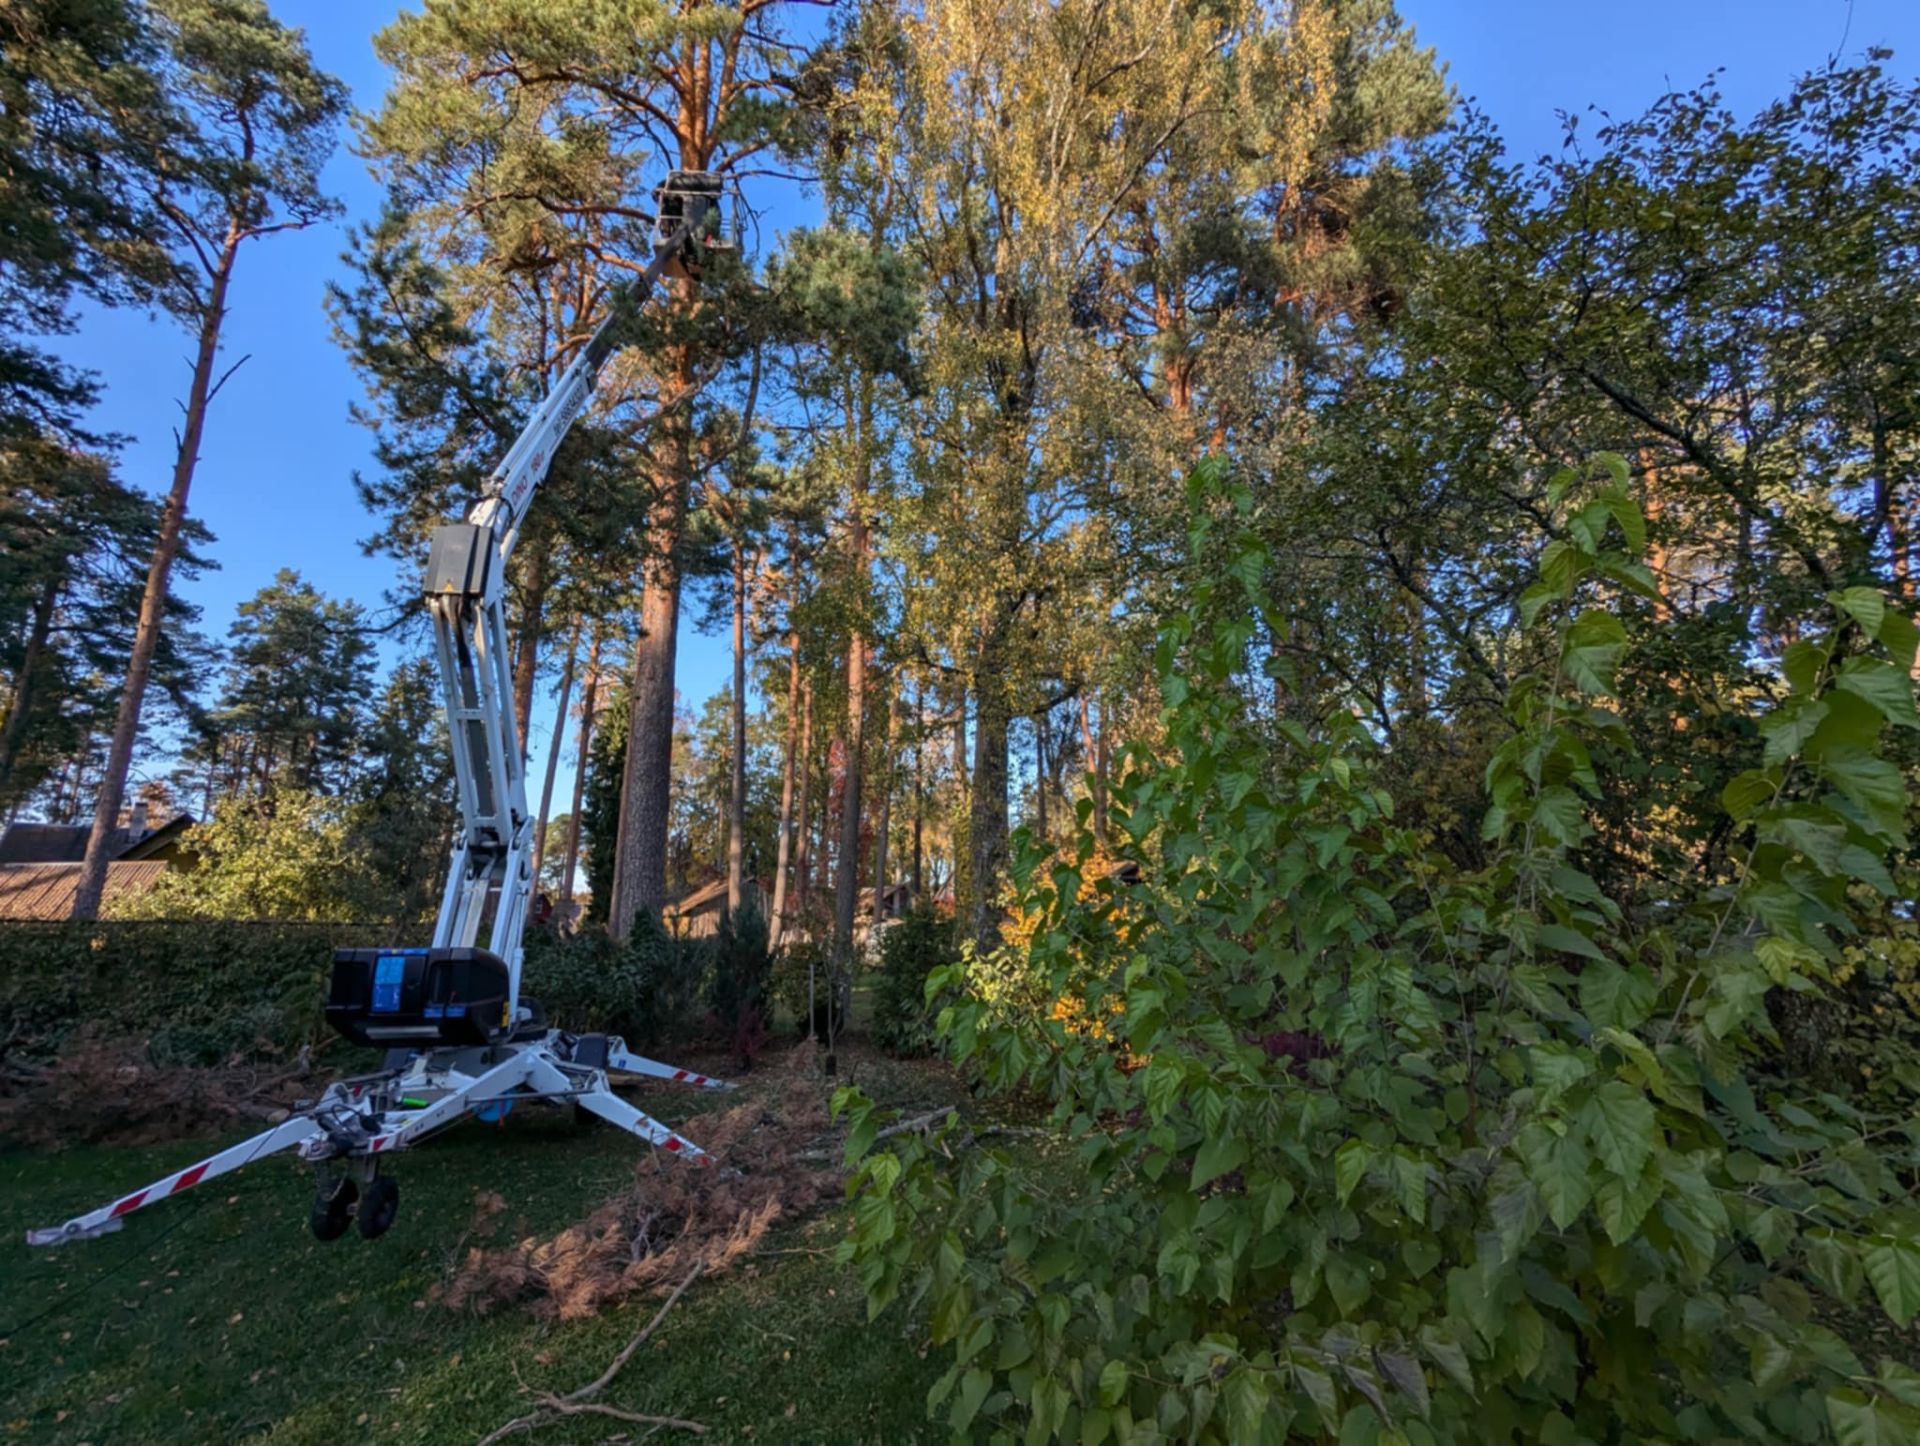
[325,947,511,1048]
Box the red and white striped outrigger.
[27,1034,731,1247]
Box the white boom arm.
[24,190,738,1252]
[424,196,718,1019]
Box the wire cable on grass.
[0,1193,206,1341]
[1,1122,285,1340]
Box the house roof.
[0,861,171,920]
[0,824,91,864]
[664,877,729,920]
[119,814,194,860]
[0,814,194,865]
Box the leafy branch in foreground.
[836,455,1920,1443]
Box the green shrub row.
[0,909,778,1070]
[0,919,400,1066]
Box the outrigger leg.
[26,1115,327,1246]
[26,1034,733,1247]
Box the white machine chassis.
[27,1034,731,1247]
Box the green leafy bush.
[522,911,713,1046]
[872,907,960,1055]
[837,458,1920,1443]
[770,938,843,1039]
[710,901,772,1066]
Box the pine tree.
[73,0,347,920]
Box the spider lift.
[29,173,741,1249]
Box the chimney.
[129,801,149,836]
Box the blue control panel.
[372,955,407,1014]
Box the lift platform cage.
[654,169,742,262]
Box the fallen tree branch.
[478,1264,708,1445]
[798,1109,1055,1162]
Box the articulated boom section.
[425,527,531,1014]
[29,181,737,1250]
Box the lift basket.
[654,170,733,254]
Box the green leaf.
[1192,1134,1247,1190]
[1142,1057,1183,1123]
[1721,769,1779,823]
[1745,1205,1794,1266]
[1807,1230,1865,1303]
[1815,747,1908,838]
[1880,610,1920,671]
[1099,1358,1129,1407]
[1532,786,1586,847]
[1377,1349,1431,1419]
[1401,1237,1442,1279]
[1603,487,1647,556]
[1515,1123,1593,1229]
[1831,587,1887,638]
[1836,658,1920,728]
[1784,639,1827,696]
[1593,1156,1664,1244]
[1537,923,1607,962]
[1579,962,1656,1030]
[1760,699,1829,767]
[1826,1388,1903,1446]
[1326,1253,1373,1314]
[1878,1361,1920,1410]
[1519,580,1559,628]
[1224,1370,1272,1440]
[1563,610,1628,695]
[1294,1362,1339,1425]
[1580,1081,1657,1180]
[1865,1238,1920,1327]
[1751,1334,1797,1395]
[1528,1043,1593,1109]
[1393,1152,1428,1224]
[953,1368,992,1433]
[1418,1326,1475,1398]
[1334,1138,1371,1206]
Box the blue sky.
[52,0,1920,802]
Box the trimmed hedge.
[1,913,739,1069]
[0,920,401,1066]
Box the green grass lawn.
[0,1044,948,1445]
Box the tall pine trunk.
[609,333,694,937]
[73,225,242,921]
[727,542,749,914]
[911,674,925,899]
[1033,706,1049,844]
[794,676,814,926]
[529,616,580,892]
[968,638,1011,951]
[510,541,550,756]
[872,680,898,920]
[560,630,602,908]
[769,627,801,949]
[832,375,874,963]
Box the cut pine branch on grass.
[477,1264,708,1445]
